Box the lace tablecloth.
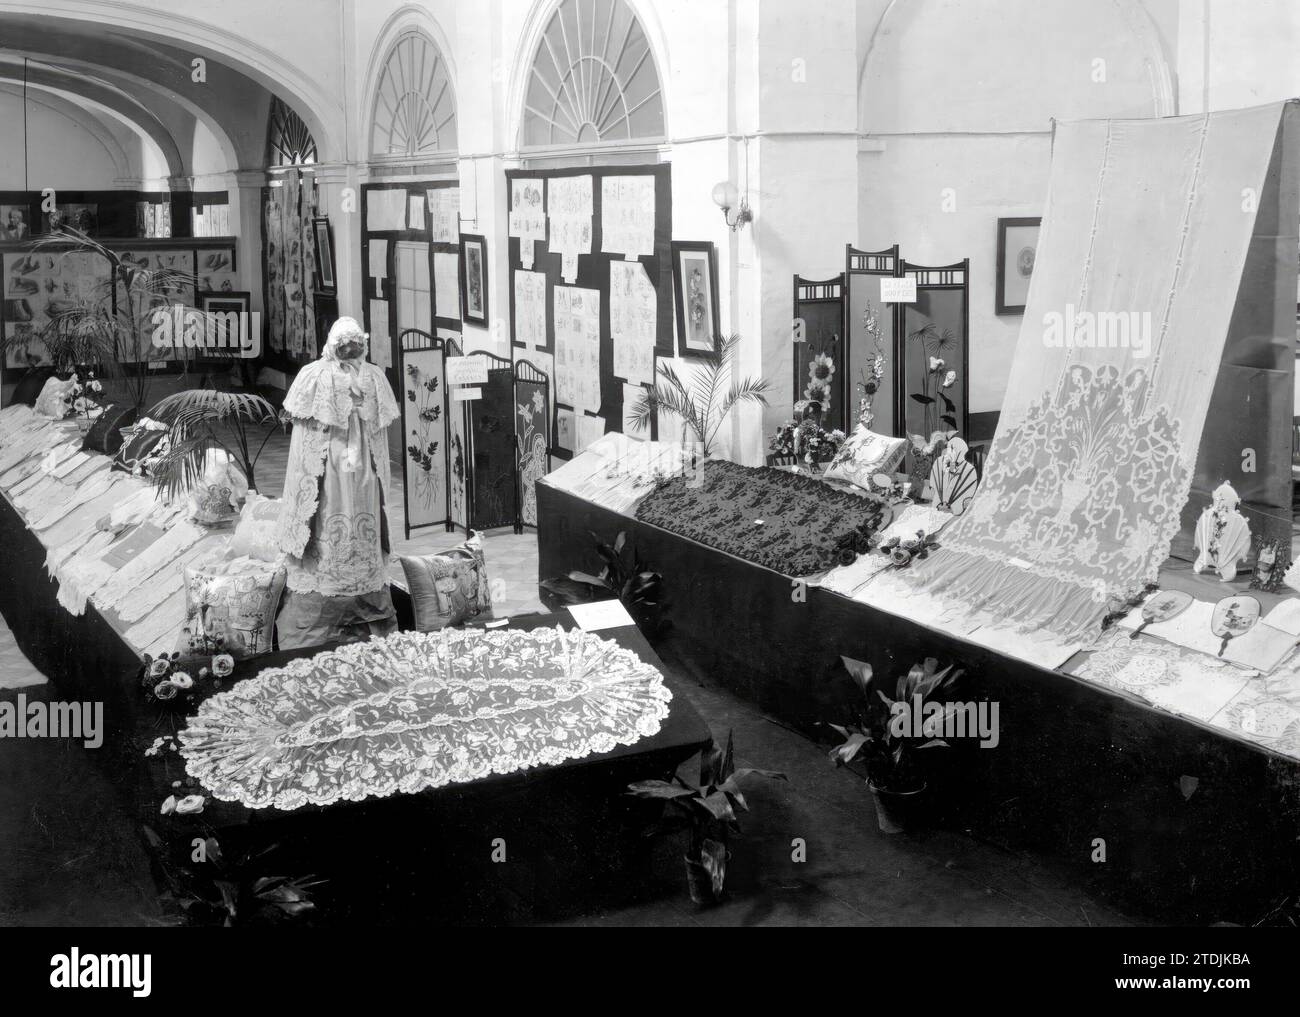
[179,625,674,811]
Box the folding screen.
[514,358,550,527]
[397,328,451,539]
[464,350,520,533]
[844,244,901,435]
[792,274,847,433]
[445,336,469,531]
[504,164,672,461]
[898,259,970,441]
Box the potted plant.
[828,656,963,833]
[148,389,283,501]
[539,530,663,630]
[626,334,769,457]
[627,730,786,904]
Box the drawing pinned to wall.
[555,407,575,454]
[610,260,657,384]
[429,188,460,244]
[513,270,547,349]
[554,285,601,412]
[601,175,655,258]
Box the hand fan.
[1129,589,1193,639]
[1211,595,1260,657]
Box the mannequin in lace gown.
[274,317,400,648]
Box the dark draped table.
[537,480,1300,924]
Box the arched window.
[370,29,457,160]
[522,0,664,148]
[267,96,318,167]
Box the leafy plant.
[143,829,324,927]
[627,730,786,904]
[148,389,282,499]
[0,226,207,408]
[540,530,662,616]
[828,656,963,793]
[627,334,769,456]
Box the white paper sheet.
[428,187,460,244]
[434,252,460,320]
[567,599,634,631]
[554,286,601,412]
[369,299,391,368]
[408,194,426,230]
[601,175,655,257]
[514,270,547,349]
[509,179,546,240]
[575,414,606,454]
[366,189,407,231]
[610,261,657,384]
[368,239,388,280]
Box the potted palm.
[828,656,963,833]
[626,334,769,457]
[148,389,283,504]
[628,730,786,904]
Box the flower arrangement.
[769,418,846,468]
[139,649,235,714]
[405,362,443,510]
[877,529,941,569]
[906,322,959,448]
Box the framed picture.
[995,216,1041,315]
[459,233,488,326]
[198,291,253,359]
[1,205,31,241]
[671,241,720,357]
[312,216,336,293]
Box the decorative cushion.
[398,535,493,631]
[228,493,283,562]
[82,404,138,455]
[177,560,287,660]
[822,427,908,490]
[112,421,169,476]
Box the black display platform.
[536,480,1300,924]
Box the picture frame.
[459,233,488,326]
[1,205,31,241]
[312,216,336,294]
[198,291,253,359]
[671,240,720,358]
[995,216,1041,315]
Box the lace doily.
[179,626,673,811]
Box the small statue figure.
[1193,481,1252,583]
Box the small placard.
[567,599,636,632]
[880,278,917,303]
[453,387,483,401]
[446,354,489,386]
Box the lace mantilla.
[179,626,673,811]
[281,357,399,431]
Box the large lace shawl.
[274,355,399,558]
[892,104,1290,642]
[178,626,673,811]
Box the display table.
[537,478,1300,923]
[129,611,712,923]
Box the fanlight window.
[267,97,318,167]
[370,30,458,159]
[523,0,664,148]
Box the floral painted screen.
[516,376,548,526]
[792,279,845,433]
[401,346,447,529]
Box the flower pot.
[683,850,730,905]
[868,780,928,834]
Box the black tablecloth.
[536,481,1300,923]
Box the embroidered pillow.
[228,494,283,562]
[398,536,493,631]
[177,561,287,659]
[112,422,169,476]
[823,427,908,490]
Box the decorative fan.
[179,627,672,811]
[928,437,978,515]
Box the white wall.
[0,90,130,187]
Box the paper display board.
[505,164,672,460]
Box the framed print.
[312,216,336,293]
[460,233,488,326]
[995,216,1040,315]
[1,205,31,241]
[44,203,97,235]
[198,291,253,358]
[671,240,720,357]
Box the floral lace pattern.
[178,626,673,811]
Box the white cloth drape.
[896,102,1292,641]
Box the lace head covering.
[281,316,398,430]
